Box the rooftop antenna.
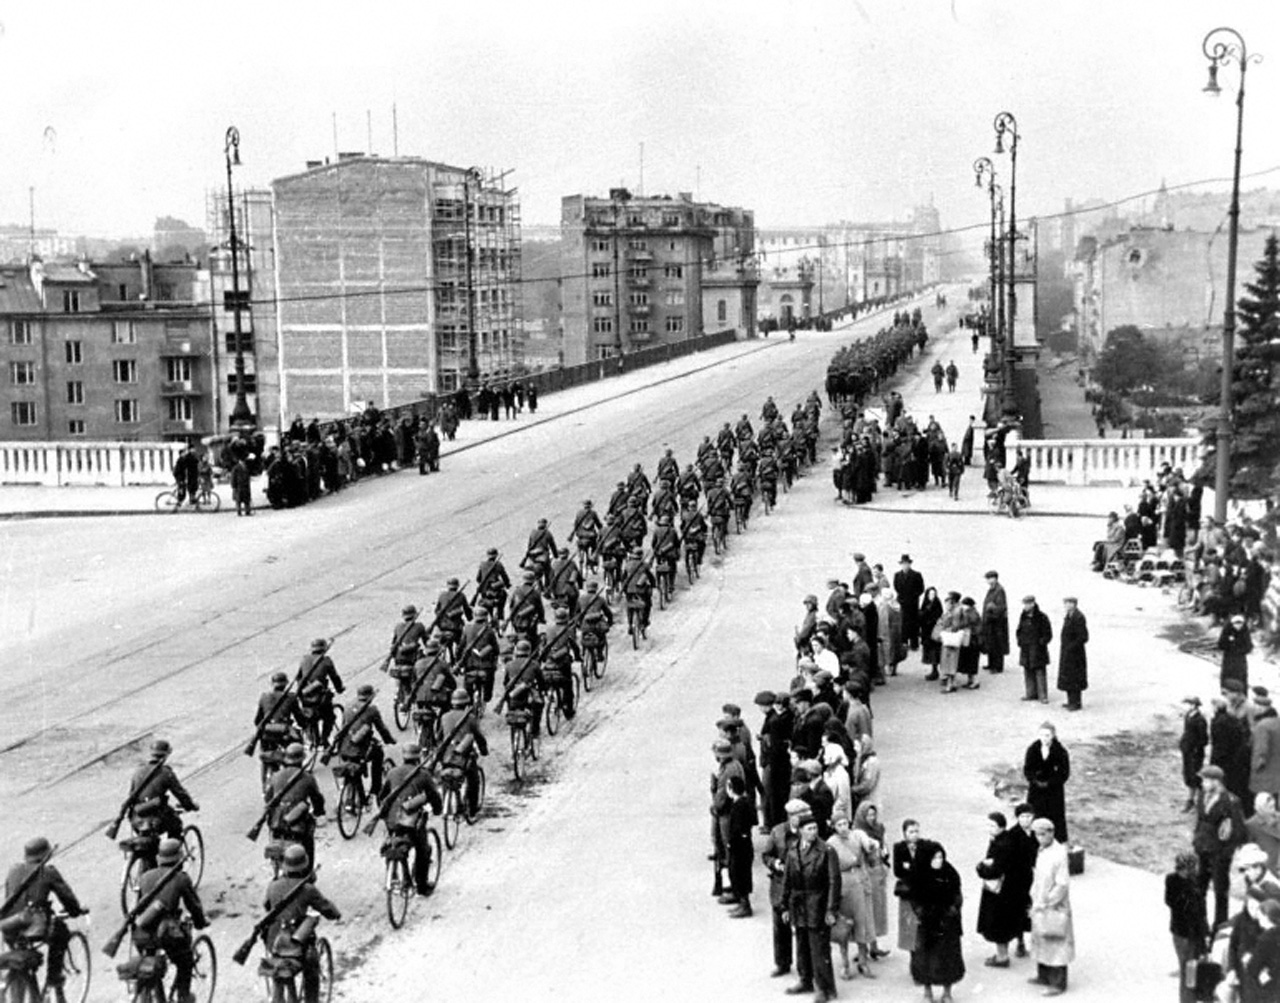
[366,109,372,154]
[392,102,399,156]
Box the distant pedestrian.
[1057,598,1089,712]
[976,810,1022,967]
[893,819,937,955]
[909,844,965,1002]
[1028,817,1074,996]
[961,417,975,466]
[725,775,756,917]
[893,555,925,651]
[230,455,253,517]
[1017,595,1054,703]
[1179,696,1208,813]
[1007,804,1039,958]
[526,382,538,414]
[919,587,944,681]
[1193,764,1246,929]
[945,361,958,392]
[1209,694,1252,803]
[1164,851,1208,986]
[1218,614,1254,691]
[1023,722,1070,843]
[971,331,980,353]
[781,812,841,1002]
[980,571,1010,674]
[946,448,964,500]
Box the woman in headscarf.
[910,844,966,1002]
[919,587,944,682]
[975,811,1023,967]
[828,811,878,979]
[821,736,853,822]
[855,801,891,959]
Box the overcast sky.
[1,0,1278,240]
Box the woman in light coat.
[828,811,879,978]
[935,591,967,694]
[822,737,853,822]
[1029,817,1074,996]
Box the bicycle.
[296,700,343,772]
[118,817,204,918]
[733,499,748,534]
[388,665,416,731]
[710,517,728,555]
[154,486,221,514]
[761,481,777,515]
[683,540,702,584]
[987,480,1028,519]
[655,561,674,610]
[580,631,608,685]
[382,823,441,929]
[626,597,648,649]
[438,761,485,847]
[332,758,368,841]
[0,910,91,1003]
[260,935,332,1003]
[117,917,215,1003]
[411,704,444,755]
[506,710,539,782]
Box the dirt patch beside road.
[987,716,1189,874]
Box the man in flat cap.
[762,799,810,979]
[1057,598,1089,712]
[1194,764,1246,928]
[711,738,745,900]
[781,812,841,1001]
[981,570,1010,675]
[1016,595,1054,704]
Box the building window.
[439,370,459,392]
[628,239,648,251]
[717,299,728,323]
[114,399,139,423]
[62,290,81,313]
[664,265,683,279]
[165,358,192,383]
[664,290,685,306]
[118,283,129,301]
[591,239,610,253]
[628,267,649,281]
[629,319,649,334]
[626,214,644,227]
[112,359,137,384]
[9,361,35,385]
[68,419,85,436]
[591,263,611,278]
[226,373,258,394]
[629,292,649,306]
[592,317,613,334]
[592,291,613,307]
[10,320,31,345]
[112,321,135,344]
[666,317,685,333]
[166,397,193,422]
[662,215,680,227]
[439,326,459,351]
[668,240,678,251]
[66,381,84,405]
[11,401,37,426]
[596,346,617,361]
[65,340,82,364]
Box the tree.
[1094,325,1165,395]
[1227,233,1280,498]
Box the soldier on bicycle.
[2,837,84,1003]
[132,837,208,1003]
[626,463,651,509]
[377,744,442,896]
[296,639,344,747]
[124,740,200,856]
[459,607,500,703]
[506,570,546,647]
[523,518,557,589]
[716,422,736,465]
[547,547,582,618]
[680,503,708,569]
[621,549,656,637]
[540,608,581,720]
[255,672,302,767]
[620,500,648,552]
[412,639,456,721]
[730,463,755,527]
[758,447,780,509]
[265,744,325,868]
[433,579,472,659]
[571,499,603,571]
[706,477,732,541]
[439,690,489,817]
[650,478,679,522]
[677,464,702,505]
[336,685,395,798]
[385,607,430,670]
[656,448,679,485]
[598,518,628,595]
[607,480,630,519]
[261,846,340,1003]
[475,548,511,617]
[651,515,681,588]
[498,641,545,740]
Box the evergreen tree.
[1227,233,1280,499]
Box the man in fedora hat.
[133,837,208,1003]
[893,554,925,650]
[124,739,200,857]
[262,845,341,1003]
[296,638,344,747]
[2,837,83,1002]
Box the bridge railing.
[0,441,184,486]
[1016,437,1201,486]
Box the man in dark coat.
[1180,696,1209,812]
[725,775,757,917]
[1023,723,1070,842]
[781,813,841,1002]
[981,570,1010,674]
[1056,598,1089,711]
[1016,595,1054,703]
[230,455,253,516]
[1218,614,1254,691]
[893,554,926,650]
[762,799,806,978]
[757,691,793,829]
[1194,765,1247,928]
[1210,692,1252,802]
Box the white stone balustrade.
[0,441,184,486]
[1014,437,1201,486]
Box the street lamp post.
[223,127,255,432]
[1202,27,1260,523]
[993,185,1006,374]
[973,157,999,344]
[994,111,1020,418]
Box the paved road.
[1,293,950,1000]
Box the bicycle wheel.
[393,691,410,731]
[595,637,608,680]
[987,492,1002,515]
[544,688,561,737]
[509,726,525,781]
[423,827,442,893]
[61,929,91,1003]
[657,575,667,610]
[581,649,594,692]
[464,766,485,824]
[154,490,180,513]
[629,610,640,650]
[337,777,363,840]
[197,489,222,514]
[315,938,334,1003]
[442,788,461,850]
[182,825,205,889]
[190,934,217,1003]
[120,854,144,917]
[385,857,410,929]
[1008,496,1023,519]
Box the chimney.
[139,249,153,301]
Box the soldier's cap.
[804,594,818,606]
[150,739,172,761]
[447,577,460,587]
[795,812,817,829]
[402,743,421,763]
[712,739,733,755]
[451,689,470,708]
[402,605,418,617]
[1198,765,1225,781]
[310,638,329,652]
[852,552,865,561]
[522,570,536,582]
[583,499,593,506]
[156,838,183,865]
[753,690,775,707]
[784,798,809,817]
[284,743,305,765]
[716,716,740,731]
[515,639,533,654]
[283,844,310,875]
[23,837,51,864]
[475,607,490,619]
[487,547,498,557]
[357,683,375,700]
[537,518,547,526]
[271,671,288,687]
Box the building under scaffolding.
[270,155,522,421]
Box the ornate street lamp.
[224,126,255,431]
[1202,27,1261,522]
[973,157,1000,345]
[994,111,1019,416]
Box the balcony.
[160,380,198,396]
[627,274,651,289]
[628,302,651,316]
[628,248,653,263]
[628,329,654,343]
[162,418,196,433]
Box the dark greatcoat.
[782,837,841,929]
[1210,706,1253,801]
[980,583,1010,657]
[1056,608,1089,693]
[976,830,1024,944]
[893,567,925,642]
[1024,738,1071,842]
[909,859,965,987]
[1218,623,1254,688]
[1180,707,1209,790]
[1016,605,1053,671]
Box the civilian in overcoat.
[1023,723,1071,842]
[1056,598,1089,711]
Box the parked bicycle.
[154,486,221,514]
